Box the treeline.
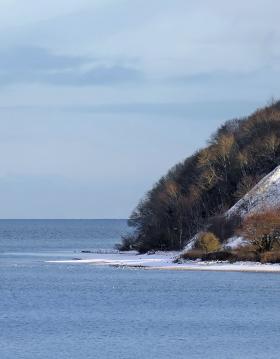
[120,101,280,253]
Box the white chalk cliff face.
[226,164,280,218]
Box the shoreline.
[46,251,280,273]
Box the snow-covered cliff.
[226,164,280,218]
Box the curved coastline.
[46,251,280,273]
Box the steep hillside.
[226,164,280,218]
[120,101,280,253]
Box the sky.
[0,0,279,218]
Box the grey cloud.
[45,65,143,86]
[0,100,260,119]
[0,46,144,86]
[0,46,85,71]
[64,101,261,119]
[168,68,280,99]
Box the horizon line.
[0,218,129,220]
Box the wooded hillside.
[120,101,280,252]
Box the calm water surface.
[1,220,280,359]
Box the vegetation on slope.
[181,208,280,264]
[120,101,280,253]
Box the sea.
[1,219,280,359]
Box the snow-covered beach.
[47,251,280,273]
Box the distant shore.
[47,251,280,273]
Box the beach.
[47,251,280,273]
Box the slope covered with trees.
[120,101,280,253]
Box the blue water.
[1,220,280,359]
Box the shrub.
[196,232,221,253]
[203,247,261,262]
[233,246,260,262]
[201,251,236,262]
[181,250,235,261]
[180,250,204,260]
[181,244,265,263]
[260,251,280,264]
[238,208,280,253]
[181,248,262,263]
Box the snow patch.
[183,234,200,252]
[46,251,280,272]
[223,236,247,250]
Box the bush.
[203,248,261,262]
[180,250,204,260]
[181,248,260,262]
[238,208,280,253]
[233,246,260,262]
[181,250,238,262]
[260,251,280,264]
[181,244,268,263]
[202,251,236,262]
[196,232,221,253]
